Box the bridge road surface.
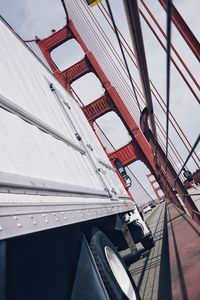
[187,185,200,211]
[126,186,200,300]
[127,202,171,300]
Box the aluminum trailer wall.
[0,17,134,240]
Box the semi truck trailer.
[0,17,154,300]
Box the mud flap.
[71,235,110,300]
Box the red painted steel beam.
[37,20,182,208]
[151,180,157,185]
[146,173,153,178]
[83,50,154,159]
[106,85,156,170]
[158,0,200,61]
[159,174,182,209]
[123,0,157,138]
[37,26,73,52]
[60,57,91,84]
[68,20,90,54]
[108,142,141,166]
[99,2,199,167]
[35,20,158,199]
[146,174,164,202]
[139,8,200,104]
[140,0,199,91]
[82,94,114,122]
[140,108,200,221]
[36,22,155,171]
[37,26,73,72]
[154,186,161,192]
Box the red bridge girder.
[37,26,73,72]
[146,173,163,203]
[36,19,200,221]
[108,142,141,166]
[37,26,73,51]
[158,0,200,61]
[36,20,166,186]
[82,94,114,123]
[60,57,91,84]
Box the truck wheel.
[141,234,155,250]
[89,229,141,300]
[128,221,144,244]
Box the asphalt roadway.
[129,202,171,300]
[127,186,200,300]
[186,185,200,211]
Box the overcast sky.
[0,0,199,204]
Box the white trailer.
[0,17,154,300]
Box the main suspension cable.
[98,2,199,167]
[69,1,190,174]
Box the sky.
[0,0,199,204]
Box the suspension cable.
[104,0,142,113]
[70,4,180,173]
[70,87,84,106]
[95,120,154,201]
[69,1,141,122]
[140,0,200,95]
[139,9,199,104]
[69,1,191,175]
[61,0,69,24]
[83,1,142,115]
[176,134,200,180]
[165,0,172,162]
[98,2,199,167]
[127,167,154,201]
[75,0,197,169]
[69,87,154,202]
[66,1,198,179]
[80,1,141,117]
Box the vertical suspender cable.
[165,0,172,162]
[61,0,69,24]
[104,0,142,113]
[71,86,154,201]
[176,134,200,180]
[98,2,199,167]
[95,121,154,201]
[140,0,200,95]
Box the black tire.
[141,234,155,250]
[89,229,141,300]
[128,221,144,244]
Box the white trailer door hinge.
[63,101,71,110]
[75,132,82,141]
[87,144,93,151]
[96,168,107,175]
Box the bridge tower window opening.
[94,112,131,152]
[50,39,85,71]
[71,73,105,106]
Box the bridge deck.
[126,186,200,300]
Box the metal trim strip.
[0,201,134,239]
[0,172,109,198]
[0,94,85,154]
